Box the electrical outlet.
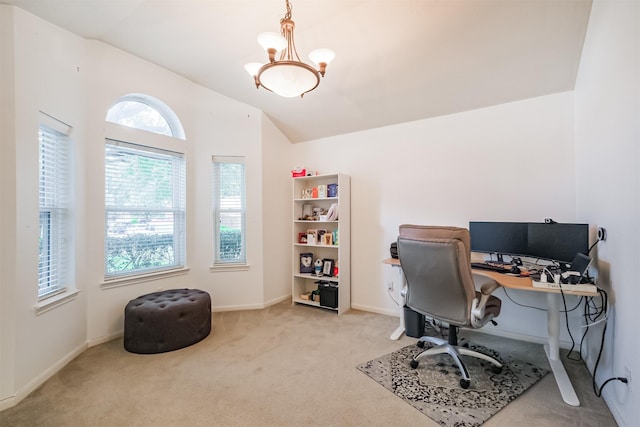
[625,366,632,390]
[598,227,607,241]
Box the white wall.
[0,6,278,409]
[81,37,267,338]
[1,6,89,407]
[574,1,639,425]
[291,92,585,344]
[0,5,17,404]
[261,114,294,305]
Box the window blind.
[212,156,246,264]
[38,120,70,299]
[105,140,186,277]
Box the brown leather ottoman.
[124,288,211,354]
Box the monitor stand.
[491,253,509,265]
[490,253,522,266]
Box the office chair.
[398,225,503,389]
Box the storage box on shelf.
[292,173,350,314]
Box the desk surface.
[383,258,597,297]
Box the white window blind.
[105,140,186,277]
[39,117,71,299]
[212,156,246,265]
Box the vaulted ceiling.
[3,0,592,142]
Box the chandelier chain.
[282,0,292,23]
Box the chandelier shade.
[258,61,320,98]
[245,0,334,98]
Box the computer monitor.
[469,222,529,261]
[527,222,589,264]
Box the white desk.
[383,258,598,407]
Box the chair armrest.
[480,280,500,296]
[471,278,501,328]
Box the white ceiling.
[3,0,592,143]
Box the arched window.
[106,94,185,140]
[104,94,186,280]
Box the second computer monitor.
[527,223,589,264]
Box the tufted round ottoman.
[124,288,211,354]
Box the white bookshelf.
[292,173,350,314]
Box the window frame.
[212,156,247,268]
[104,139,186,279]
[38,113,71,300]
[103,94,187,283]
[106,93,186,140]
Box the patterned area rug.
[357,343,548,427]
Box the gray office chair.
[398,224,503,389]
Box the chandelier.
[244,0,335,98]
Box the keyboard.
[532,280,597,293]
[471,262,509,273]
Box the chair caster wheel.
[417,341,425,348]
[460,379,470,389]
[491,365,503,374]
[410,359,419,369]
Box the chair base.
[410,335,503,389]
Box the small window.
[38,114,71,299]
[106,94,185,140]
[212,156,247,265]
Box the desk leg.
[390,286,406,340]
[390,266,406,340]
[545,292,580,407]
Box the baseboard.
[212,294,291,312]
[583,347,628,427]
[349,305,578,349]
[263,294,291,308]
[470,325,587,349]
[351,303,399,318]
[0,342,87,411]
[0,396,16,412]
[601,386,627,427]
[87,331,123,348]
[471,327,548,346]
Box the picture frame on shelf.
[298,232,308,244]
[322,232,333,246]
[300,253,314,273]
[306,230,318,245]
[323,259,335,277]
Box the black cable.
[595,376,628,397]
[501,287,583,313]
[587,237,601,255]
[581,288,628,397]
[591,317,628,396]
[559,287,581,361]
[576,295,603,360]
[504,268,626,395]
[501,287,546,311]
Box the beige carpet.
[0,301,618,426]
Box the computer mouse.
[510,265,521,275]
